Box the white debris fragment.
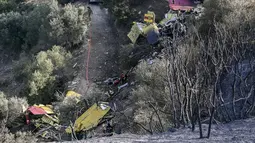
[118,83,129,91]
[147,59,154,65]
[73,63,77,68]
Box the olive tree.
[28,45,72,103]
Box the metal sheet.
[65,102,111,133]
[147,30,159,45]
[66,90,81,97]
[34,104,54,114]
[28,106,47,115]
[144,11,156,24]
[169,0,195,10]
[127,23,145,43]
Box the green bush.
[0,0,89,53]
[0,11,24,52]
[0,3,50,52]
[28,46,72,94]
[7,97,28,123]
[0,92,28,124]
[0,126,37,143]
[103,0,134,23]
[22,3,51,51]
[131,59,172,133]
[27,45,72,103]
[0,0,24,13]
[48,2,88,47]
[0,92,8,119]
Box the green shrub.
[22,3,51,50]
[28,45,72,101]
[0,92,28,124]
[7,97,28,123]
[0,92,8,119]
[0,3,50,52]
[0,0,89,53]
[0,125,37,143]
[103,0,134,23]
[0,0,24,13]
[0,11,24,52]
[48,2,88,47]
[131,58,172,133]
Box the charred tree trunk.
[166,61,177,127]
[207,74,219,138]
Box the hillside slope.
[64,118,255,143]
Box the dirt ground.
[63,117,255,143]
[71,3,122,96]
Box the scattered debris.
[118,83,129,91]
[104,77,119,85]
[103,121,113,136]
[127,1,204,45]
[4,1,206,141]
[147,59,154,65]
[65,102,112,133]
[104,73,128,86]
[66,90,81,97]
[152,52,158,57]
[66,90,81,103]
[73,63,78,68]
[25,104,60,140]
[169,0,195,11]
[147,30,159,44]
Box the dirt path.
[76,4,121,95]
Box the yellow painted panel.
[142,23,158,35]
[66,90,81,97]
[40,106,54,114]
[159,13,177,25]
[127,23,143,44]
[66,102,111,133]
[144,11,155,24]
[33,104,54,114]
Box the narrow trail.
[77,4,121,95]
[89,5,121,80]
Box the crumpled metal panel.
[65,102,111,133]
[169,0,195,11]
[27,106,47,115]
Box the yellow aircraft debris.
[65,102,111,133]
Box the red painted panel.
[27,106,47,115]
[169,0,195,10]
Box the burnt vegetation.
[0,0,254,142]
[129,0,255,138]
